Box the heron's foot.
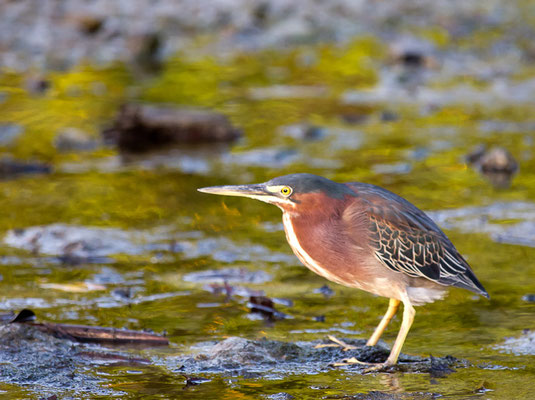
[361,362,393,374]
[331,357,370,367]
[332,358,394,373]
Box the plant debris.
[182,374,211,388]
[9,309,168,346]
[248,296,287,320]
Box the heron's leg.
[332,298,415,371]
[384,299,415,366]
[366,298,400,346]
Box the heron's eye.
[280,186,292,197]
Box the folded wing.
[345,182,489,298]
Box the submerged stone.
[103,104,242,153]
[466,145,518,188]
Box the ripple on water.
[496,330,535,356]
[427,202,535,247]
[3,224,293,266]
[183,267,272,284]
[3,224,171,259]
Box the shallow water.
[1,32,535,399]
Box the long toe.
[332,358,396,373]
[332,357,380,367]
[362,362,394,374]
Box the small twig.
[326,335,357,351]
[314,343,340,349]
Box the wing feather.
[345,182,489,297]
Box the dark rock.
[10,309,36,323]
[103,104,242,153]
[400,52,424,67]
[25,77,51,94]
[389,36,436,69]
[479,147,519,174]
[466,145,519,188]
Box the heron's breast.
[282,212,373,288]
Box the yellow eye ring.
[280,186,292,197]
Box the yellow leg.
[333,297,415,371]
[366,298,400,346]
[385,300,415,366]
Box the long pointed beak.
[198,183,268,199]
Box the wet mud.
[171,337,462,376]
[0,324,112,397]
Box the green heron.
[198,173,489,368]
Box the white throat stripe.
[282,213,344,285]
